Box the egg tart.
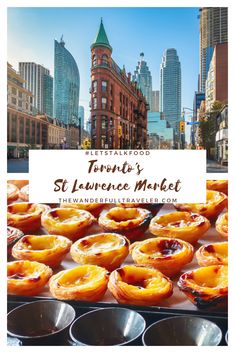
[98,207,152,241]
[19,184,29,202]
[130,237,194,277]
[116,203,163,216]
[61,203,104,217]
[41,208,95,241]
[8,180,28,189]
[7,183,19,204]
[178,265,228,308]
[174,190,227,220]
[196,242,228,267]
[12,235,72,268]
[216,212,228,239]
[7,203,50,233]
[7,260,53,296]
[206,180,228,195]
[70,233,129,271]
[7,227,24,259]
[49,265,109,301]
[149,211,210,244]
[108,264,173,306]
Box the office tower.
[78,106,85,129]
[133,53,152,111]
[160,48,181,142]
[151,90,159,112]
[90,19,148,149]
[54,36,80,125]
[199,7,228,92]
[19,62,53,116]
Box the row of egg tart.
[8,230,228,308]
[7,190,228,244]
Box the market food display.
[149,211,210,244]
[116,203,163,215]
[6,182,228,312]
[130,237,194,277]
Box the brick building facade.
[90,20,148,149]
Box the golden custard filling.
[203,243,227,262]
[137,239,183,257]
[187,266,227,289]
[17,236,61,251]
[116,266,171,293]
[8,261,47,280]
[100,207,150,229]
[78,235,124,253]
[48,208,91,224]
[8,203,47,218]
[56,266,106,288]
[153,212,205,229]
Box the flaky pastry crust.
[41,208,95,241]
[178,265,228,308]
[196,242,228,266]
[174,190,227,220]
[108,264,173,306]
[130,237,194,277]
[98,207,152,240]
[70,233,129,271]
[49,265,109,301]
[7,260,52,296]
[7,203,50,233]
[12,234,72,268]
[216,212,228,239]
[149,211,210,244]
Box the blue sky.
[8,7,199,140]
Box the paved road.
[207,159,228,173]
[8,159,29,173]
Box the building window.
[110,117,113,127]
[102,54,108,66]
[110,84,113,96]
[11,115,17,142]
[26,119,30,144]
[11,87,16,95]
[101,135,106,148]
[101,115,107,129]
[11,97,16,105]
[18,91,22,98]
[19,117,24,143]
[93,97,97,109]
[92,115,96,130]
[101,97,107,109]
[92,80,97,93]
[18,100,22,108]
[101,80,107,92]
[92,55,97,67]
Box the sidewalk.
[7,159,29,173]
[207,159,228,173]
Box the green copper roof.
[91,19,112,51]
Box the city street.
[207,159,228,173]
[8,159,29,173]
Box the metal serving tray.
[7,296,228,346]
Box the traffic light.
[118,126,122,138]
[179,121,185,134]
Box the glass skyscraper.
[54,37,80,125]
[19,62,53,116]
[133,53,152,111]
[160,48,181,142]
